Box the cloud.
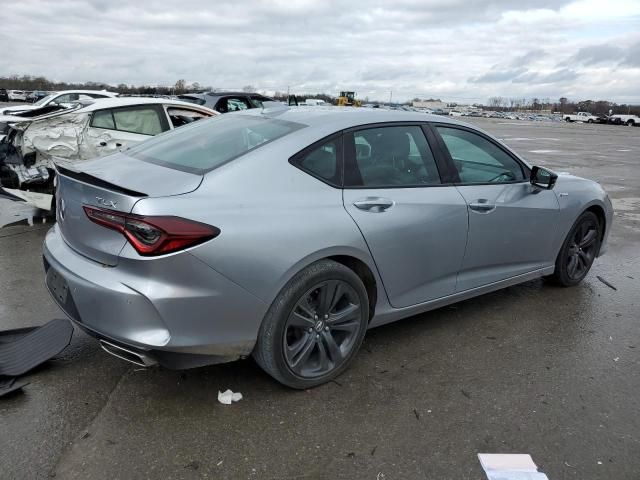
[512,68,579,84]
[621,42,640,67]
[1,0,639,103]
[570,44,625,65]
[470,68,527,83]
[509,49,548,67]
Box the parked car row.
[1,90,118,115]
[2,89,53,102]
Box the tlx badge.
[96,197,117,208]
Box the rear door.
[432,124,560,292]
[83,104,169,158]
[342,124,468,308]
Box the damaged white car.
[1,89,118,115]
[0,98,217,209]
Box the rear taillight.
[83,206,220,256]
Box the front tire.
[627,120,635,127]
[550,211,601,287]
[253,260,369,389]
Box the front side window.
[167,107,211,128]
[345,125,441,187]
[226,97,251,112]
[112,107,164,135]
[436,126,525,183]
[128,114,305,174]
[290,137,340,186]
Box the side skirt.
[369,266,555,328]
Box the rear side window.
[128,114,305,174]
[345,125,441,187]
[290,136,341,187]
[91,106,165,136]
[91,110,115,129]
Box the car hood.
[2,105,38,115]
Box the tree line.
[486,96,640,116]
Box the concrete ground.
[0,118,638,479]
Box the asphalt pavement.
[1,118,638,479]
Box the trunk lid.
[55,152,202,266]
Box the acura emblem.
[59,198,66,221]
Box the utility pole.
[389,91,393,105]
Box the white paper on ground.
[217,389,243,405]
[478,454,549,480]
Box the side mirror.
[530,166,557,190]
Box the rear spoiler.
[55,164,148,198]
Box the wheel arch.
[272,247,384,323]
[584,204,607,250]
[328,255,377,321]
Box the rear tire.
[550,211,601,287]
[253,260,369,389]
[627,120,635,127]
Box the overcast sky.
[2,0,640,103]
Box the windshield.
[128,114,305,174]
[34,94,56,106]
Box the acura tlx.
[43,106,612,388]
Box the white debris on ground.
[217,389,243,405]
[478,454,549,480]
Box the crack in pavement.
[49,366,133,478]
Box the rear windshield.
[177,95,206,106]
[128,114,305,174]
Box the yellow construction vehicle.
[337,91,362,107]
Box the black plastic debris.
[596,276,617,291]
[0,377,30,397]
[0,318,73,397]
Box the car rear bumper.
[43,225,267,368]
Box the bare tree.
[174,79,186,94]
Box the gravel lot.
[1,117,639,479]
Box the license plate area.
[46,268,69,304]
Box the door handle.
[98,141,107,147]
[469,201,496,213]
[353,197,394,212]
[115,143,122,147]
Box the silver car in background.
[43,107,613,388]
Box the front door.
[433,125,560,292]
[342,124,469,308]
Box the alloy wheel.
[566,218,598,280]
[283,280,362,378]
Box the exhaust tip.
[99,340,157,367]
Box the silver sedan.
[43,107,613,388]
